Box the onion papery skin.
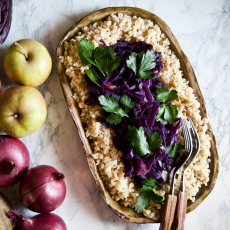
[19,165,66,213]
[8,210,67,230]
[0,135,30,187]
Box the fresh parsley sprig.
[166,142,184,159]
[155,88,178,103]
[135,177,164,211]
[155,88,179,124]
[126,50,156,79]
[98,95,135,125]
[127,126,163,157]
[78,38,120,87]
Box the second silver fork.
[172,118,201,230]
[159,119,193,230]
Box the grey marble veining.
[0,0,229,229]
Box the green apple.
[0,86,47,138]
[3,39,52,87]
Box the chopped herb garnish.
[147,131,163,151]
[120,94,136,114]
[166,143,184,159]
[94,46,120,76]
[84,69,101,87]
[98,95,120,113]
[135,177,164,211]
[77,38,95,66]
[155,88,178,103]
[78,38,120,86]
[127,126,163,157]
[126,50,156,79]
[128,126,150,157]
[98,95,135,125]
[155,88,179,124]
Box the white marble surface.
[0,0,229,229]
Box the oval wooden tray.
[56,7,219,223]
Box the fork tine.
[182,119,191,154]
[186,123,191,152]
[188,118,200,153]
[182,120,188,151]
[183,118,200,170]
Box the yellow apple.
[0,86,47,138]
[3,39,52,87]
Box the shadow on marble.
[0,183,25,213]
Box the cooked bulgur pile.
[60,13,211,220]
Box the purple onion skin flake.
[0,0,12,44]
[84,40,181,186]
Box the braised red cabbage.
[84,40,182,186]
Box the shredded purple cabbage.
[84,40,182,186]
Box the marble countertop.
[0,0,229,229]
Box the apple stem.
[14,42,28,60]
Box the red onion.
[8,210,67,230]
[0,135,30,187]
[19,165,66,213]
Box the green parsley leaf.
[167,90,178,102]
[77,39,105,76]
[166,143,185,159]
[94,47,107,60]
[147,132,163,150]
[138,50,156,79]
[106,114,123,125]
[126,53,137,74]
[155,88,179,124]
[128,127,163,157]
[155,106,164,120]
[155,104,167,124]
[156,104,178,124]
[135,177,165,211]
[141,176,157,188]
[77,38,95,66]
[151,188,165,204]
[155,88,178,103]
[98,95,135,125]
[98,95,120,113]
[126,50,156,79]
[114,107,128,117]
[78,38,120,77]
[120,95,136,114]
[164,104,178,123]
[128,126,150,157]
[84,69,101,87]
[135,190,153,211]
[95,46,120,76]
[139,184,154,194]
[155,88,169,102]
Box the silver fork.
[160,119,193,230]
[172,118,200,230]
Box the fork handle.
[159,194,177,230]
[173,191,187,230]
